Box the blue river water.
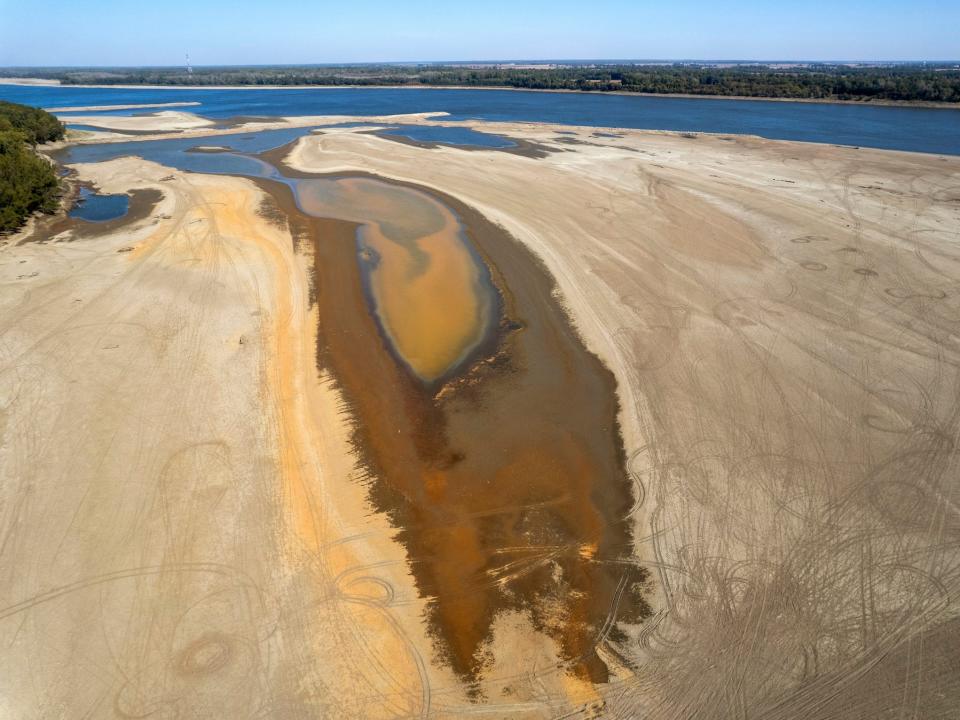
[3,84,958,155]
[57,126,312,177]
[69,187,129,222]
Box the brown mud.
[253,146,651,684]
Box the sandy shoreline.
[48,100,202,112]
[44,107,959,160]
[2,114,959,716]
[55,108,216,131]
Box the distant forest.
[5,63,960,103]
[0,101,64,232]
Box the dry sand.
[49,111,448,141]
[1,114,959,717]
[288,122,960,717]
[0,77,60,85]
[48,101,202,112]
[55,109,216,132]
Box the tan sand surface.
[286,124,960,717]
[49,101,202,112]
[55,109,216,132]
[0,77,60,85]
[1,116,959,717]
[0,154,587,717]
[49,111,447,142]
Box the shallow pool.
[69,187,129,222]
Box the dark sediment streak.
[255,147,651,683]
[41,132,651,683]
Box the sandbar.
[2,114,959,718]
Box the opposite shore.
[2,77,958,109]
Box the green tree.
[0,102,64,232]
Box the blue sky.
[1,0,956,66]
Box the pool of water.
[69,187,129,222]
[297,177,498,381]
[4,85,959,155]
[380,124,516,148]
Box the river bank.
[6,83,959,155]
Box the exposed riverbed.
[8,107,960,718]
[53,128,649,681]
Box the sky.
[1,0,957,66]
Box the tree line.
[0,101,64,232]
[9,63,958,103]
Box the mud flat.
[1,114,960,718]
[251,161,648,684]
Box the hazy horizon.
[1,0,957,67]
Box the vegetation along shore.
[3,62,958,103]
[0,101,63,232]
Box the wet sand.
[250,147,649,681]
[292,177,498,382]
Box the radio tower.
[186,53,193,75]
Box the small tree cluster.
[0,102,64,232]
